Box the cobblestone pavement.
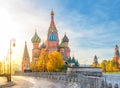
[7,76,67,88]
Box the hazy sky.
[0,0,120,65]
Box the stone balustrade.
[15,72,119,88]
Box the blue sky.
[0,0,120,65]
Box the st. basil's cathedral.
[22,11,79,72]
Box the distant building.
[93,55,98,67]
[113,45,120,68]
[22,42,30,72]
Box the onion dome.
[40,42,46,49]
[48,32,58,41]
[31,31,41,43]
[51,10,54,15]
[62,34,69,42]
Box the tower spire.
[23,41,29,58]
[50,10,55,28]
[22,41,30,72]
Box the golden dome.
[51,10,54,15]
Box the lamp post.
[9,38,16,82]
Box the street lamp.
[9,38,16,81]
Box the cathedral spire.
[47,10,59,41]
[23,41,29,58]
[22,41,30,72]
[50,10,56,28]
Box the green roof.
[59,42,65,48]
[31,32,41,43]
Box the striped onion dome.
[31,31,41,43]
[62,34,69,42]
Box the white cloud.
[0,0,119,66]
[0,0,51,63]
[55,8,120,64]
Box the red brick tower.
[31,30,41,64]
[46,10,59,53]
[113,45,120,66]
[62,33,70,58]
[22,41,30,72]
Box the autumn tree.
[30,62,36,71]
[47,51,65,72]
[37,50,49,72]
[100,59,119,72]
[31,50,65,72]
[0,61,3,74]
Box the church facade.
[22,42,30,72]
[22,11,79,72]
[31,11,70,64]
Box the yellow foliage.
[100,59,120,72]
[47,51,64,72]
[0,61,3,73]
[32,50,65,72]
[37,50,49,72]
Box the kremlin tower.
[113,45,120,67]
[22,42,30,72]
[93,55,98,67]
